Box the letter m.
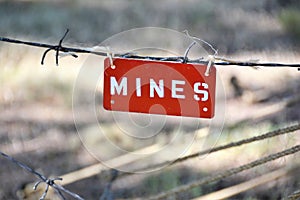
[110,77,127,96]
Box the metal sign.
[103,58,216,118]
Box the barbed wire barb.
[0,31,300,69]
[0,151,85,200]
[41,29,74,66]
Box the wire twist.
[0,151,84,200]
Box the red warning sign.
[103,58,216,118]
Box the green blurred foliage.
[279,9,300,41]
[143,169,180,194]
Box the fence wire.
[96,123,299,199]
[146,144,300,200]
[1,30,300,199]
[0,30,300,69]
[0,151,84,200]
[1,123,299,199]
[112,123,300,177]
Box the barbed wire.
[92,123,300,198]
[1,30,300,199]
[1,124,298,199]
[99,169,119,200]
[288,189,300,200]
[146,144,300,200]
[0,30,300,69]
[0,151,85,200]
[111,123,300,176]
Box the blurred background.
[0,0,299,199]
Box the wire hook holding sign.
[183,30,218,76]
[105,46,116,69]
[183,30,218,56]
[205,55,215,76]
